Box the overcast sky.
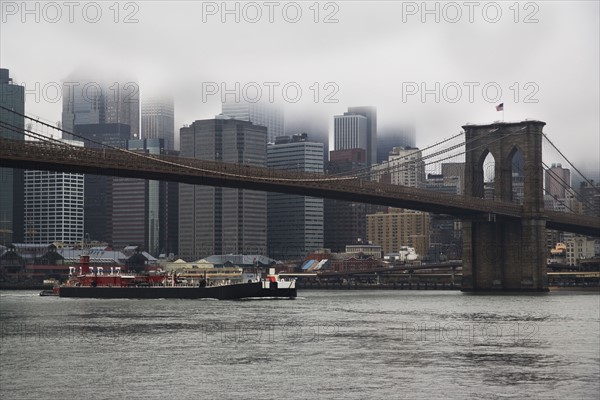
[2,1,599,177]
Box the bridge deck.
[0,139,598,236]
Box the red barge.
[42,255,296,300]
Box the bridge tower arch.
[461,120,547,291]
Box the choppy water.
[1,290,598,399]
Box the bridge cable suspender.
[1,105,596,207]
[542,133,596,188]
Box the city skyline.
[0,4,599,398]
[1,1,598,177]
[0,2,598,262]
[1,67,596,254]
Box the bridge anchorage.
[462,120,547,292]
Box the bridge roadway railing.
[0,138,522,216]
[1,138,599,235]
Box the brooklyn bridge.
[1,116,599,292]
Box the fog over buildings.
[1,1,598,177]
[1,4,599,396]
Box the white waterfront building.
[24,139,85,244]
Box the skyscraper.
[111,138,178,255]
[334,106,377,166]
[578,181,600,217]
[545,163,571,199]
[334,113,367,153]
[62,79,139,138]
[141,97,175,150]
[61,82,102,135]
[348,106,377,167]
[73,123,131,243]
[0,68,25,245]
[267,134,324,260]
[179,119,267,260]
[324,148,372,252]
[24,140,85,244]
[106,82,139,138]
[221,101,284,143]
[386,146,425,188]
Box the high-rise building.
[441,163,465,195]
[371,147,432,258]
[61,81,104,134]
[62,79,139,138]
[221,101,284,143]
[334,114,367,154]
[111,138,178,255]
[0,68,25,245]
[347,106,377,167]
[578,181,600,217]
[24,140,84,244]
[105,83,139,139]
[420,164,465,261]
[334,106,377,166]
[141,97,175,150]
[74,123,131,148]
[366,208,430,257]
[387,147,425,187]
[73,123,131,243]
[179,119,267,260]
[267,134,324,260]
[545,163,571,199]
[324,148,375,252]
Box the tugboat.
[42,255,296,300]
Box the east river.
[1,290,598,399]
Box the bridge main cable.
[0,106,358,184]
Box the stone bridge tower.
[461,120,547,291]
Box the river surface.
[1,290,598,399]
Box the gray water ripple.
[1,290,598,400]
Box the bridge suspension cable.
[504,151,598,216]
[352,129,531,184]
[542,162,599,215]
[0,120,75,149]
[0,106,357,183]
[542,133,597,188]
[0,106,517,186]
[3,105,597,217]
[0,106,535,190]
[328,131,464,177]
[343,125,542,183]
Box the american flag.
[496,103,504,111]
